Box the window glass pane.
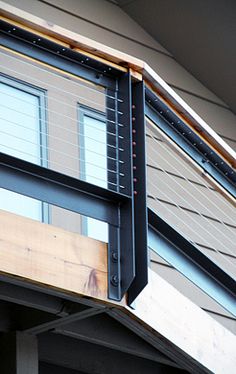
[80,109,108,242]
[0,80,43,221]
[83,114,107,188]
[0,189,42,221]
[0,82,41,164]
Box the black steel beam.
[106,84,121,300]
[0,282,67,316]
[128,80,148,305]
[107,73,135,301]
[0,20,121,88]
[117,73,133,196]
[117,73,135,299]
[0,274,105,310]
[24,308,106,335]
[145,96,236,198]
[0,153,123,225]
[38,333,185,374]
[108,309,209,374]
[0,332,38,374]
[54,314,179,368]
[148,208,236,316]
[39,362,85,374]
[108,224,121,300]
[106,87,118,192]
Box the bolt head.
[111,251,118,263]
[111,275,119,287]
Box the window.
[79,106,108,242]
[0,75,47,221]
[1,52,109,241]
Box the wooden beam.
[0,209,109,303]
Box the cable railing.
[146,119,236,279]
[0,47,127,192]
[0,49,122,102]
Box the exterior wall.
[2,0,236,334]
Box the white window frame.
[0,74,48,222]
[78,105,108,242]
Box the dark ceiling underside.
[0,279,204,374]
[116,0,236,114]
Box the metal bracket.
[128,80,148,305]
[107,72,135,301]
[107,78,148,303]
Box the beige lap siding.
[150,254,236,334]
[146,123,236,261]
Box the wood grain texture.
[0,209,108,302]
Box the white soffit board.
[127,269,236,374]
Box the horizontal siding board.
[205,312,236,334]
[145,133,213,186]
[148,197,236,260]
[147,167,236,226]
[149,245,236,294]
[150,261,235,321]
[3,0,231,107]
[46,0,170,54]
[146,121,236,273]
[174,89,236,139]
[194,244,236,277]
[149,245,236,279]
[149,249,170,266]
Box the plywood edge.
[0,209,124,306]
[0,3,144,72]
[0,1,235,168]
[124,268,236,374]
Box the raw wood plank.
[0,209,108,302]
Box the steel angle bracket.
[107,77,148,303]
[107,72,135,301]
[128,80,148,305]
